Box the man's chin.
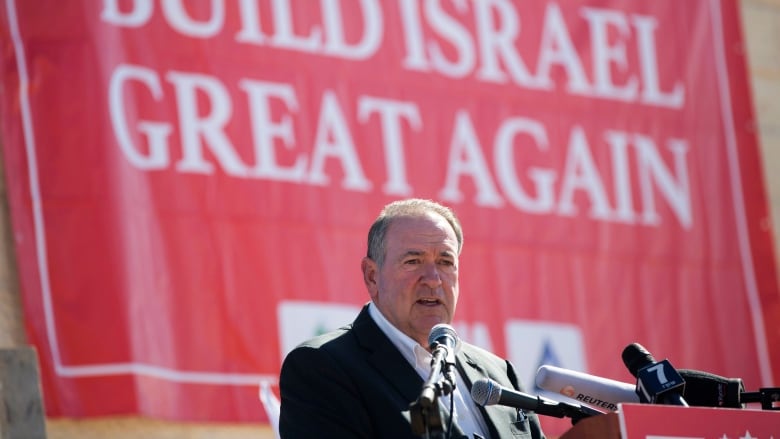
[415,315,450,336]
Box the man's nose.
[419,262,442,288]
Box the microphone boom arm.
[532,396,604,423]
[410,352,449,438]
[742,387,780,410]
[417,344,455,408]
[410,325,462,438]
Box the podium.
[560,404,780,438]
[559,412,620,439]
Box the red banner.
[0,0,778,433]
[619,404,780,438]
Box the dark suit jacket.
[279,304,546,439]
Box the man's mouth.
[417,298,440,306]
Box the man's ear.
[361,257,378,298]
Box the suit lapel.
[351,305,469,438]
[457,350,513,439]
[352,305,422,403]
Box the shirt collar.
[368,302,432,370]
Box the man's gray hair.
[366,198,463,267]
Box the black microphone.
[621,342,688,406]
[428,323,461,367]
[428,323,460,386]
[471,377,604,423]
[417,324,461,407]
[677,369,745,408]
[678,369,780,410]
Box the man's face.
[362,212,459,348]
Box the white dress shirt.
[369,302,491,439]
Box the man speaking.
[279,198,546,438]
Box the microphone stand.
[410,344,456,439]
[742,387,780,410]
[530,396,603,424]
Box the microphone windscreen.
[678,369,745,408]
[471,378,501,406]
[428,324,461,352]
[621,342,656,377]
